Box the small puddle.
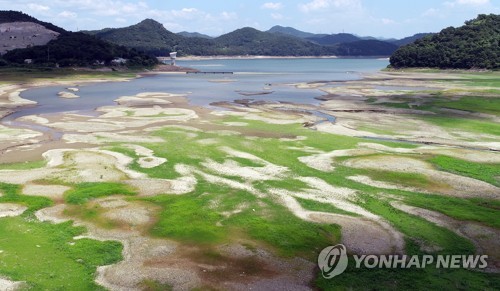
[2,112,64,141]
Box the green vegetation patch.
[295,197,360,217]
[146,183,341,258]
[434,96,500,116]
[429,155,500,186]
[0,160,46,170]
[403,194,500,229]
[316,261,500,290]
[0,183,51,215]
[421,115,500,136]
[64,182,136,204]
[0,218,122,290]
[362,194,474,255]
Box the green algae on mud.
[145,184,342,258]
[0,183,51,215]
[0,218,122,290]
[64,182,137,205]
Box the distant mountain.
[0,11,157,67]
[82,19,418,57]
[267,25,326,39]
[336,40,398,56]
[85,19,182,55]
[307,33,361,46]
[177,31,212,39]
[390,14,500,69]
[390,33,434,47]
[215,27,329,56]
[268,25,431,48]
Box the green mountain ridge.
[213,27,329,56]
[85,20,403,57]
[87,19,182,54]
[390,14,500,69]
[337,40,399,56]
[267,25,327,39]
[307,33,362,46]
[177,31,213,39]
[390,33,434,47]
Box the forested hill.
[3,32,158,67]
[0,11,158,67]
[86,21,401,57]
[85,19,183,54]
[390,14,500,69]
[213,27,330,56]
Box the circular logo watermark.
[318,244,348,279]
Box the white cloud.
[220,11,238,21]
[457,0,489,5]
[381,18,395,25]
[27,3,50,11]
[58,11,77,18]
[299,0,329,12]
[171,8,202,20]
[299,0,361,13]
[261,2,283,10]
[445,0,490,7]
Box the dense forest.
[390,14,500,69]
[2,32,158,67]
[212,27,330,56]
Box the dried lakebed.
[0,69,499,290]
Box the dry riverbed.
[0,70,499,290]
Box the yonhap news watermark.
[318,244,489,279]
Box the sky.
[1,0,499,38]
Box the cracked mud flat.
[1,70,499,288]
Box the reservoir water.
[8,58,389,120]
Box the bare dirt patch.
[0,277,26,291]
[0,203,27,218]
[22,184,71,200]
